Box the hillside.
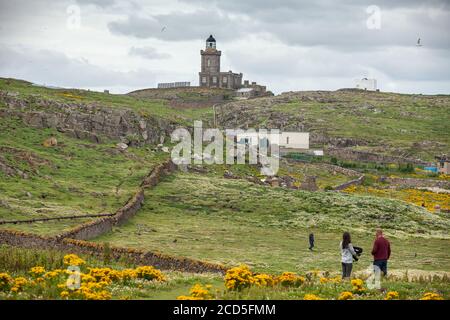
[0,77,449,300]
[216,89,450,161]
[1,78,449,163]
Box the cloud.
[106,0,450,51]
[0,46,157,90]
[108,10,251,41]
[129,46,171,59]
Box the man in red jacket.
[371,229,391,276]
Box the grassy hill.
[0,116,168,235]
[94,172,450,273]
[216,89,450,160]
[0,77,449,300]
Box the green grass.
[1,245,448,300]
[224,90,450,160]
[0,78,214,124]
[0,116,168,235]
[93,172,450,274]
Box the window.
[223,77,227,83]
[202,77,206,83]
[286,137,289,144]
[212,76,217,83]
[207,59,211,67]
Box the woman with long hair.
[340,232,357,279]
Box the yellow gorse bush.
[2,253,166,300]
[253,273,276,287]
[338,291,354,300]
[0,273,13,291]
[420,292,444,300]
[177,284,214,300]
[303,294,323,300]
[29,266,46,277]
[63,254,86,266]
[135,266,166,282]
[224,265,256,291]
[276,272,306,287]
[11,277,28,292]
[351,279,365,293]
[385,291,399,300]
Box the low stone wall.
[382,177,450,189]
[59,160,176,240]
[334,175,365,191]
[0,229,226,274]
[0,213,113,225]
[326,147,430,165]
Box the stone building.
[199,35,243,89]
[436,154,450,175]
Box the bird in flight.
[161,26,166,32]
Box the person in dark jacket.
[309,233,315,251]
[371,229,391,276]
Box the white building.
[355,78,377,91]
[235,131,309,150]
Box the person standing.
[309,233,315,251]
[371,229,391,276]
[340,232,357,279]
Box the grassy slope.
[0,116,168,235]
[225,90,450,160]
[1,245,448,300]
[94,172,450,274]
[0,78,213,124]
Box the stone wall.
[381,177,450,189]
[0,91,176,145]
[334,175,365,190]
[326,147,430,165]
[58,160,176,240]
[0,229,226,274]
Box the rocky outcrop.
[0,91,177,145]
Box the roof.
[206,35,216,42]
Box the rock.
[116,142,128,150]
[42,137,57,147]
[25,192,32,198]
[161,146,169,153]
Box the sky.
[0,0,449,94]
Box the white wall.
[355,78,377,91]
[236,132,309,149]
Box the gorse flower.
[29,266,46,277]
[276,272,305,287]
[338,291,353,300]
[134,266,166,282]
[385,291,399,300]
[303,294,323,300]
[224,265,255,291]
[63,254,85,266]
[420,292,444,300]
[351,279,365,293]
[0,273,13,291]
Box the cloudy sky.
[0,0,449,94]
